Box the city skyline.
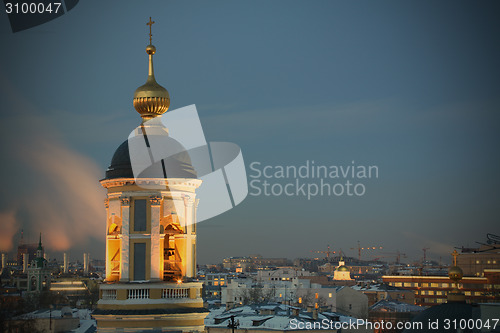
[0,1,499,265]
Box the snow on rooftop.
[352,283,402,292]
[370,299,425,312]
[71,319,96,333]
[260,305,280,310]
[206,306,360,330]
[321,312,359,324]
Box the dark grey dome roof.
[104,136,197,180]
[105,141,134,179]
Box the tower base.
[94,281,208,332]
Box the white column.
[184,196,194,278]
[193,198,199,234]
[193,198,200,274]
[23,253,28,273]
[63,253,68,273]
[104,198,111,280]
[120,197,130,282]
[1,253,5,269]
[83,253,89,275]
[150,195,162,281]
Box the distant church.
[27,233,51,292]
[333,257,353,281]
[92,18,208,332]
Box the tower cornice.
[100,178,202,190]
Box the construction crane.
[350,241,383,261]
[311,245,336,260]
[380,251,406,264]
[422,247,430,263]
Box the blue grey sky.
[0,1,499,264]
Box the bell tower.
[93,18,208,332]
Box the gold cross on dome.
[147,17,155,44]
[451,250,459,266]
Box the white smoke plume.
[0,75,105,254]
[0,210,20,252]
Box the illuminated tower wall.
[101,178,201,283]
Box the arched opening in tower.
[162,218,183,281]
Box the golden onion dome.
[133,18,170,119]
[133,43,170,119]
[337,265,350,272]
[448,265,463,282]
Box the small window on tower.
[134,199,147,231]
[133,242,146,281]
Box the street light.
[227,315,239,333]
[49,304,54,330]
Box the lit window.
[428,291,434,295]
[329,293,332,298]
[395,282,402,287]
[441,283,448,288]
[315,293,318,299]
[430,283,438,288]
[279,294,282,298]
[315,303,318,309]
[476,260,480,264]
[298,297,302,304]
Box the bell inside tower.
[162,212,183,281]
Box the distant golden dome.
[448,265,463,281]
[337,265,349,272]
[133,44,170,119]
